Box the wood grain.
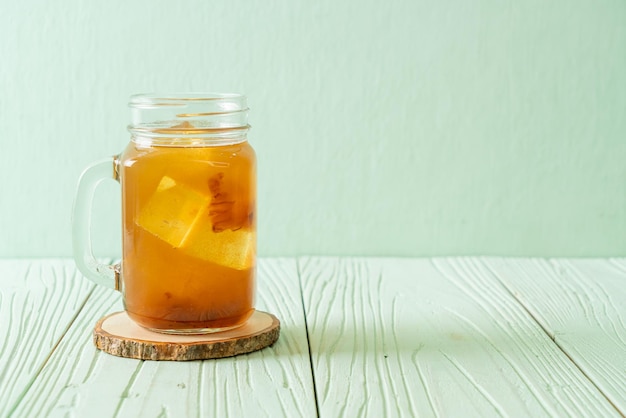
[93,310,280,361]
[299,257,621,417]
[5,257,626,418]
[9,259,317,418]
[483,258,626,415]
[0,259,95,417]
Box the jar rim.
[128,92,249,145]
[129,92,246,108]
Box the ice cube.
[181,219,254,271]
[137,176,253,270]
[137,176,209,247]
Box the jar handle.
[72,156,121,291]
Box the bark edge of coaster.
[93,310,280,361]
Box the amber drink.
[72,93,256,334]
[112,94,256,333]
[120,140,255,332]
[70,92,252,335]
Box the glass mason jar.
[73,93,256,334]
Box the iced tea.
[119,140,256,332]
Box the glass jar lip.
[128,92,249,145]
[129,92,246,108]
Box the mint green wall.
[1,1,624,257]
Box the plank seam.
[6,284,97,418]
[481,259,626,418]
[296,257,321,418]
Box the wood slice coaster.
[93,310,280,361]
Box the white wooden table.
[1,258,625,417]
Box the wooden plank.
[300,257,620,417]
[482,258,626,414]
[10,259,317,418]
[0,259,95,416]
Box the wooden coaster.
[93,310,280,361]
